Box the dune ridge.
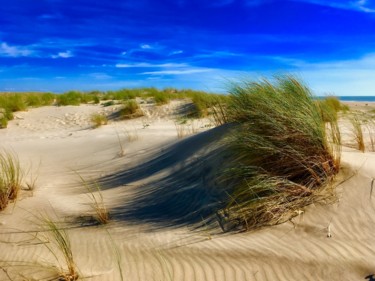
[0,101,375,280]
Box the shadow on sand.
[99,124,234,230]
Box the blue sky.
[1,0,375,95]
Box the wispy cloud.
[87,72,112,80]
[51,50,73,59]
[140,44,152,49]
[293,0,375,13]
[115,62,187,68]
[142,68,213,75]
[169,50,183,55]
[0,42,34,57]
[279,53,375,95]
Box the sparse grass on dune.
[90,112,108,128]
[0,151,23,211]
[0,92,56,128]
[77,174,110,224]
[221,75,341,230]
[41,215,79,280]
[348,112,366,152]
[119,100,144,119]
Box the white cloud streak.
[142,69,213,75]
[292,0,375,13]
[0,42,34,57]
[51,50,73,59]
[115,62,187,68]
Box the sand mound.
[0,103,375,280]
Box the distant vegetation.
[0,88,230,128]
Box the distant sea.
[317,96,375,102]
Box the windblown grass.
[42,216,79,280]
[0,151,23,210]
[348,112,365,152]
[222,75,341,230]
[77,174,109,224]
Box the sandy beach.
[0,100,375,281]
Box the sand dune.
[0,102,375,280]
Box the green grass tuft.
[42,215,79,280]
[0,151,23,210]
[91,113,108,128]
[120,100,144,119]
[222,75,341,230]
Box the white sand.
[0,102,375,280]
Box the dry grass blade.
[124,128,139,142]
[371,178,375,200]
[115,130,125,157]
[106,230,124,281]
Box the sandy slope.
[0,102,375,281]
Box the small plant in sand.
[116,130,126,157]
[90,112,108,128]
[348,112,365,152]
[77,174,109,224]
[222,75,341,230]
[174,120,197,139]
[120,100,144,119]
[125,128,139,142]
[42,215,79,280]
[24,160,41,194]
[0,151,23,210]
[365,119,375,152]
[39,215,79,281]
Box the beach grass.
[78,174,110,224]
[42,215,79,280]
[0,151,23,210]
[119,100,144,119]
[90,112,108,128]
[222,75,341,230]
[348,112,365,152]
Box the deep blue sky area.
[1,0,375,95]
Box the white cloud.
[51,50,73,59]
[140,44,152,49]
[284,53,375,95]
[115,62,187,68]
[169,50,183,55]
[88,72,112,80]
[142,68,213,75]
[0,42,33,57]
[292,0,375,13]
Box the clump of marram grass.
[119,100,144,119]
[90,113,108,128]
[0,151,23,210]
[42,215,79,280]
[221,75,341,230]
